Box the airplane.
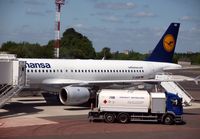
[19,23,183,105]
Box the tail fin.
[146,23,180,63]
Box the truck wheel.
[163,115,174,125]
[104,113,115,123]
[118,113,129,123]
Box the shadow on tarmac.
[0,102,44,119]
[0,96,91,119]
[91,119,186,125]
[0,96,63,119]
[64,107,90,111]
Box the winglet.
[146,23,180,63]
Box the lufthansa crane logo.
[163,34,175,52]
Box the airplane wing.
[163,65,200,71]
[41,75,199,86]
[84,75,199,85]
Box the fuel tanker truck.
[88,89,183,125]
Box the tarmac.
[0,68,200,139]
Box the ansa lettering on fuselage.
[26,63,51,68]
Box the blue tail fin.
[146,23,180,63]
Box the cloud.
[90,12,112,17]
[73,23,84,28]
[21,24,30,30]
[179,15,200,22]
[45,9,53,14]
[135,12,155,17]
[101,15,123,23]
[24,0,45,6]
[180,16,192,21]
[126,12,155,18]
[26,8,45,16]
[95,2,136,10]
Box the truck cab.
[163,92,183,124]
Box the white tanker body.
[88,89,183,125]
[98,90,151,113]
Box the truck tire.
[117,113,129,123]
[163,115,174,125]
[104,113,115,123]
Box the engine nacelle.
[59,86,90,105]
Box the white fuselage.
[19,58,181,86]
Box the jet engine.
[59,86,90,105]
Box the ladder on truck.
[0,53,26,108]
[160,82,193,106]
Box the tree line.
[0,28,200,64]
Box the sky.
[0,0,200,53]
